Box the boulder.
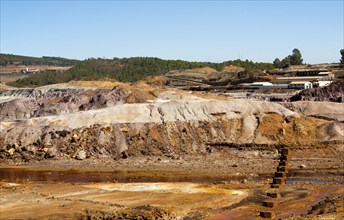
[299,164,307,169]
[76,150,86,160]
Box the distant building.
[295,69,327,76]
[316,81,333,87]
[269,84,289,89]
[288,81,313,89]
[274,76,323,83]
[20,68,40,74]
[250,82,291,89]
[317,72,334,80]
[250,82,273,89]
[273,71,334,87]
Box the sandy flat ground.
[1,151,343,219]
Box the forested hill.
[9,57,274,87]
[0,53,80,66]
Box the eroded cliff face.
[1,92,343,161]
[290,82,344,102]
[0,87,130,121]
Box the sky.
[0,0,343,64]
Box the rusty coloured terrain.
[0,80,343,219]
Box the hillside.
[8,57,273,87]
[0,53,80,67]
[1,82,343,157]
[1,79,343,219]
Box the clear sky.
[1,0,343,64]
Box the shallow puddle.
[1,168,342,184]
[84,182,247,195]
[0,168,261,183]
[286,178,342,184]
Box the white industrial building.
[318,72,334,80]
[274,71,333,88]
[250,82,288,89]
[250,82,273,89]
[288,81,313,89]
[249,81,314,90]
[316,81,333,87]
[249,71,333,90]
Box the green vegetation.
[273,48,303,68]
[8,57,273,87]
[340,49,344,64]
[0,53,79,66]
[273,58,282,69]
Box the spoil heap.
[290,82,344,102]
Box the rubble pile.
[290,82,344,102]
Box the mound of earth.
[38,79,129,89]
[166,69,212,80]
[1,88,343,161]
[140,76,168,87]
[0,80,163,121]
[221,65,245,72]
[192,67,217,73]
[290,82,344,102]
[166,65,247,86]
[205,66,245,84]
[1,80,343,162]
[281,101,344,121]
[165,65,272,86]
[0,87,128,121]
[1,84,344,220]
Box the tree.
[281,58,291,68]
[289,48,303,65]
[340,49,344,64]
[273,58,282,68]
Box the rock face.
[0,87,129,121]
[1,87,343,161]
[290,82,344,102]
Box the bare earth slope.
[282,101,344,121]
[290,82,344,102]
[0,82,343,161]
[0,81,343,220]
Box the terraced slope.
[1,83,343,161]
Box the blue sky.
[1,1,343,64]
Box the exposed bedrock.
[290,82,344,102]
[0,87,129,121]
[1,99,343,161]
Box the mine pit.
[1,81,343,219]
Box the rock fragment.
[76,150,86,160]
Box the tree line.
[9,57,273,87]
[274,49,344,68]
[0,54,80,67]
[273,48,303,68]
